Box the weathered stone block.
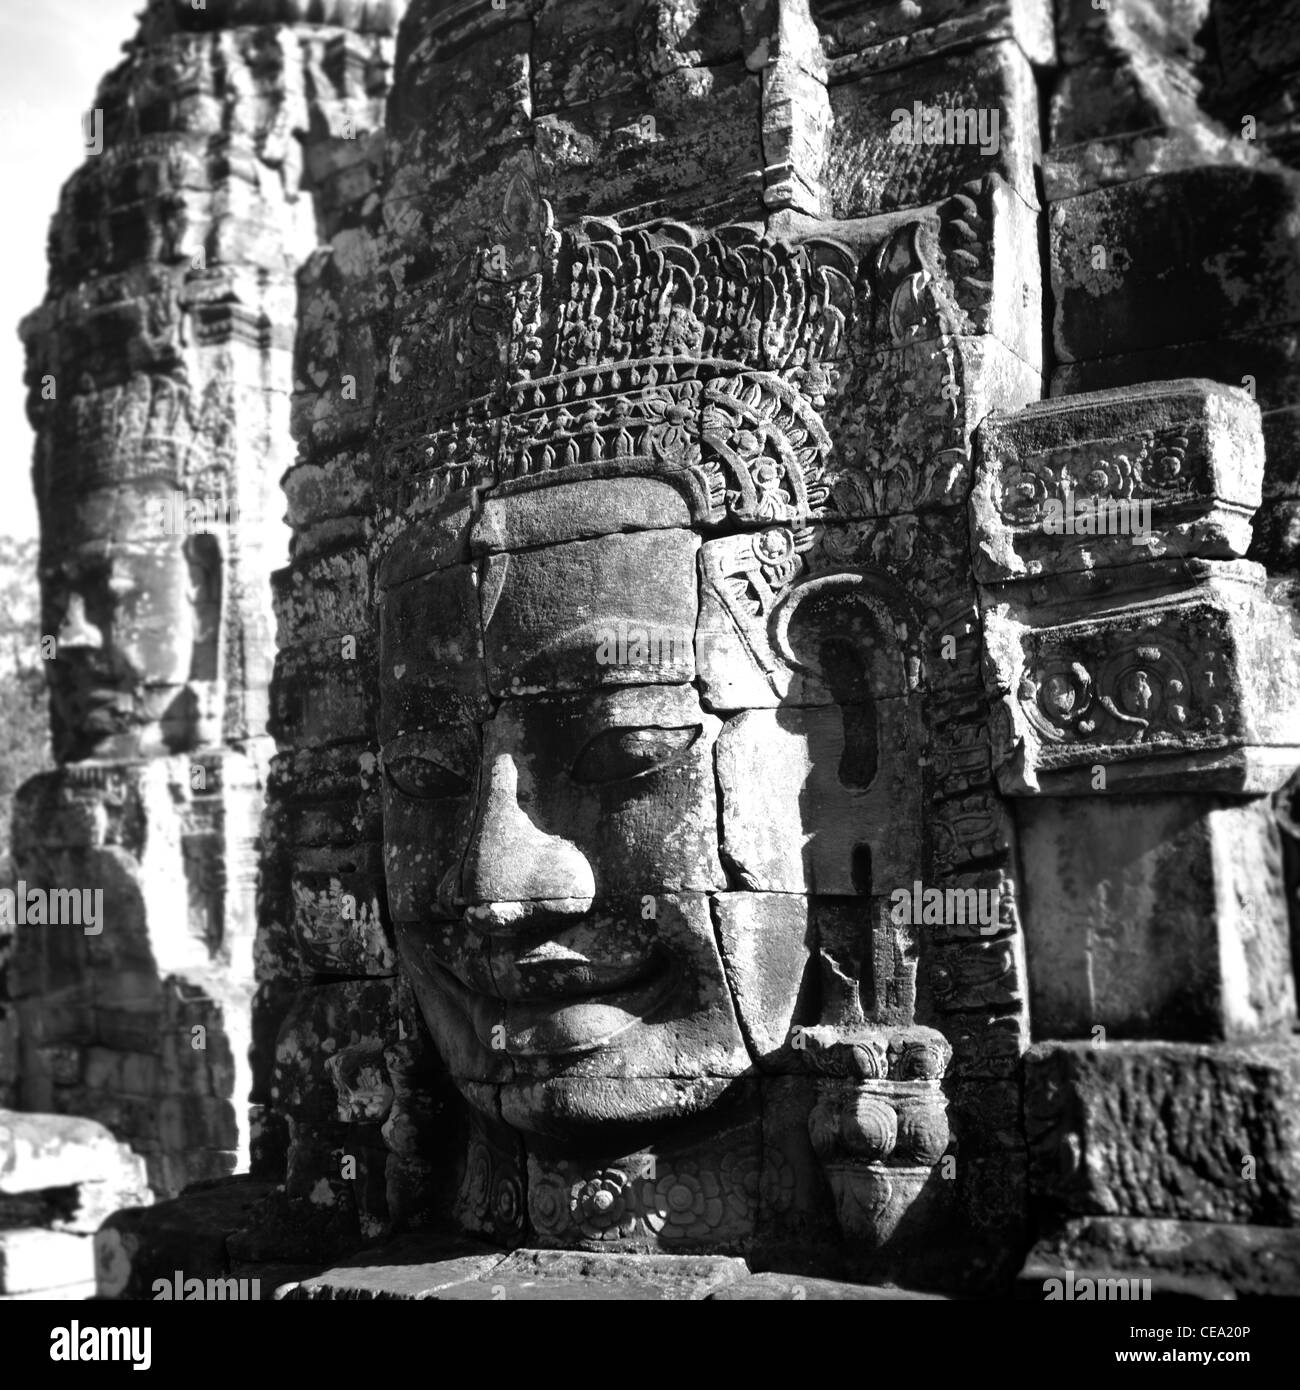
[1020,1216,1300,1301]
[95,1176,277,1300]
[480,528,699,695]
[291,846,396,977]
[1043,0,1246,199]
[812,0,1054,73]
[930,790,1015,872]
[269,635,376,750]
[827,41,1040,218]
[0,1110,143,1195]
[272,547,371,648]
[271,979,399,1124]
[532,0,645,114]
[377,562,491,739]
[1051,168,1300,365]
[1025,1040,1300,1224]
[534,64,765,225]
[402,893,748,1101]
[1051,327,1300,505]
[1016,794,1295,1041]
[472,477,692,554]
[275,1235,508,1299]
[984,567,1300,794]
[818,335,1039,528]
[973,380,1264,583]
[713,892,817,1063]
[280,1243,749,1299]
[716,701,924,894]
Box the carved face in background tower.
[45,533,222,762]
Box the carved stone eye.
[384,754,469,801]
[571,726,700,784]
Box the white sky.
[0,0,144,541]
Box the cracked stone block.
[472,477,692,554]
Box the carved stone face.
[380,481,763,1137]
[370,207,978,1253]
[46,537,213,760]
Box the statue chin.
[490,1078,734,1144]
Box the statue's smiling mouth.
[402,898,665,1005]
[435,912,669,1005]
[410,941,678,1057]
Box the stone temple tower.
[12,0,403,1198]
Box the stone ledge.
[275,1243,955,1300]
[1018,1217,1300,1300]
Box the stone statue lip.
[425,923,670,1004]
[416,945,679,1059]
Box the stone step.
[274,1240,951,1300]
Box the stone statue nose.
[57,595,104,649]
[458,750,595,908]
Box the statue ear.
[772,571,918,703]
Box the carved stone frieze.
[973,380,1265,584]
[985,574,1300,795]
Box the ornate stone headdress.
[375,178,982,557]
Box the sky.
[0,0,144,542]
